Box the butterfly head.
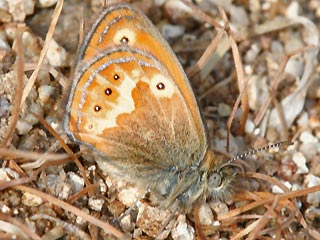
[205,160,236,202]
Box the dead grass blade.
[0,212,41,240]
[21,0,64,107]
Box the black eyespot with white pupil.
[105,88,112,95]
[120,36,129,43]
[94,105,101,112]
[156,82,165,90]
[114,74,120,80]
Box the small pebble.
[162,24,185,40]
[292,152,309,174]
[299,131,318,143]
[120,215,135,233]
[46,39,68,67]
[305,174,320,206]
[88,197,104,211]
[22,192,43,207]
[8,0,35,21]
[67,172,84,193]
[136,203,171,238]
[16,119,33,135]
[297,112,309,128]
[285,1,300,18]
[198,203,213,225]
[36,0,58,8]
[218,103,231,117]
[285,58,304,78]
[245,119,255,133]
[38,85,55,105]
[171,215,194,240]
[230,5,249,26]
[117,184,144,207]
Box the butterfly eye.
[208,172,222,188]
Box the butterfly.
[65,3,234,214]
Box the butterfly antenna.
[226,141,294,165]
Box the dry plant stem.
[1,24,24,147]
[219,7,249,137]
[221,173,320,239]
[261,210,296,238]
[12,185,127,239]
[246,196,279,240]
[21,0,64,106]
[219,187,320,220]
[0,148,68,162]
[33,113,93,193]
[268,89,289,140]
[186,29,224,78]
[24,63,68,89]
[225,77,248,152]
[0,212,42,240]
[0,173,37,191]
[180,0,223,30]
[193,202,206,240]
[254,45,315,126]
[8,160,27,177]
[67,183,99,204]
[32,214,91,240]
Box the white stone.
[171,215,194,240]
[299,131,318,143]
[88,197,104,211]
[285,1,300,18]
[218,103,231,117]
[230,5,249,26]
[296,112,309,128]
[38,85,55,105]
[67,172,84,193]
[292,152,309,174]
[245,119,255,133]
[272,181,292,194]
[36,0,58,8]
[118,184,144,207]
[1,204,10,214]
[22,192,43,206]
[285,58,304,78]
[198,203,213,225]
[46,39,68,67]
[244,44,260,63]
[305,174,320,206]
[120,215,135,233]
[16,119,32,135]
[7,0,35,21]
[25,102,43,125]
[162,24,185,40]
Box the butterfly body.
[65,3,233,213]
